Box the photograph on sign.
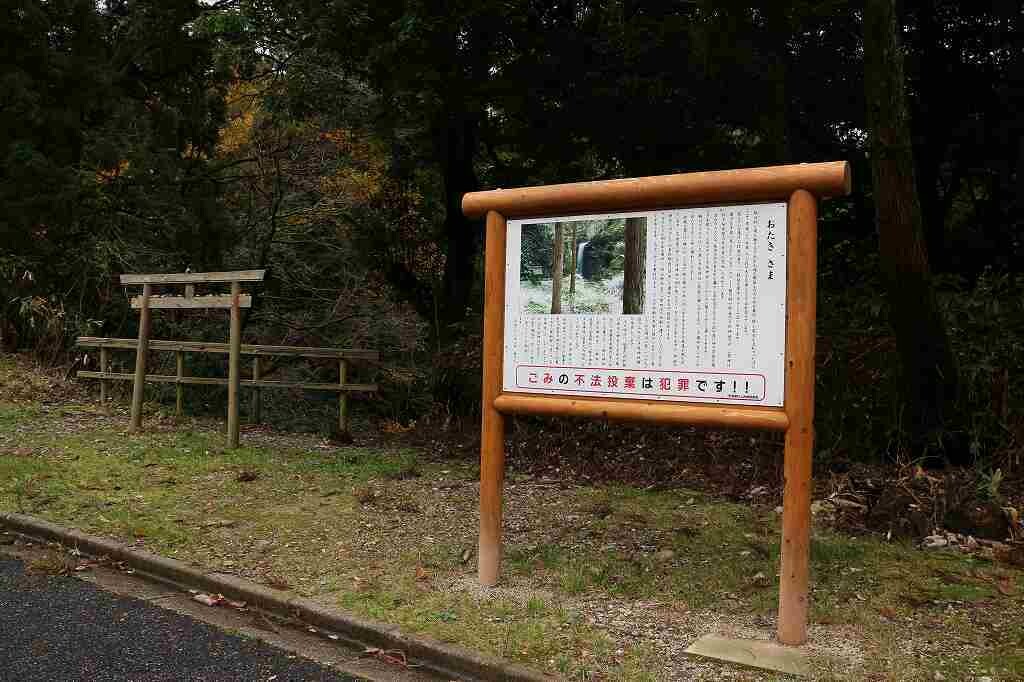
[503,203,787,406]
[519,217,647,315]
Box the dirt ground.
[1,354,1022,680]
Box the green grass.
[506,489,784,609]
[1,356,1023,680]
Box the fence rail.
[77,336,377,435]
[77,337,379,360]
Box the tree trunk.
[569,224,577,300]
[438,111,480,332]
[864,0,962,463]
[914,0,950,272]
[551,223,564,314]
[622,217,646,314]
[763,2,791,163]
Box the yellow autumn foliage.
[212,82,444,281]
[95,158,130,184]
[217,80,262,155]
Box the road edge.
[0,512,551,682]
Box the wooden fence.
[77,336,378,434]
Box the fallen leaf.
[200,519,236,528]
[996,576,1016,596]
[265,575,290,590]
[362,647,411,668]
[746,571,771,587]
[193,593,226,607]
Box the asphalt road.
[0,556,362,682]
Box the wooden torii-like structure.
[121,269,265,448]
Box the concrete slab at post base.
[685,634,809,677]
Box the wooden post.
[129,283,152,432]
[99,346,108,407]
[227,281,241,448]
[252,356,262,424]
[182,280,194,419]
[338,359,348,434]
[174,350,184,413]
[777,189,818,645]
[479,210,507,586]
[168,350,181,413]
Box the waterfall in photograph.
[576,241,588,276]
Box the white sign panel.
[502,203,787,406]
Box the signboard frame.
[463,161,851,646]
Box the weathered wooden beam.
[338,359,348,434]
[232,343,378,360]
[79,372,231,386]
[76,337,379,360]
[252,356,262,424]
[129,283,152,432]
[175,350,184,417]
[130,294,252,310]
[120,270,266,284]
[227,281,241,448]
[99,347,108,406]
[245,379,377,392]
[78,371,377,393]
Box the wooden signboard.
[463,161,851,646]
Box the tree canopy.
[1,0,1022,465]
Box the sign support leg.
[129,283,152,432]
[479,210,507,587]
[777,189,818,645]
[228,281,241,448]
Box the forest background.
[1,0,1022,476]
